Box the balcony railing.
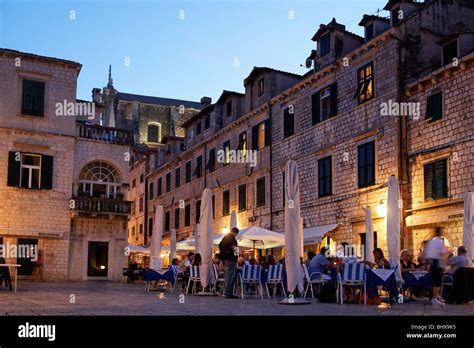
[76,123,132,145]
[71,196,132,215]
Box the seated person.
[400,249,417,300]
[267,255,276,267]
[179,252,194,273]
[365,248,391,269]
[309,247,332,275]
[447,246,470,274]
[193,253,202,267]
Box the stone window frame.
[146,122,162,143]
[419,150,451,206]
[16,70,50,119]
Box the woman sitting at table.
[193,253,202,267]
[400,249,418,300]
[364,248,391,270]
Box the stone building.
[128,0,474,261]
[0,48,132,281]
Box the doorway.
[87,241,109,277]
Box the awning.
[405,208,463,227]
[176,235,223,251]
[303,223,339,245]
[126,244,170,254]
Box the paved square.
[0,282,473,316]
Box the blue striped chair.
[212,264,226,295]
[302,263,326,299]
[337,262,366,305]
[239,265,263,299]
[186,265,201,295]
[170,265,183,292]
[266,264,285,299]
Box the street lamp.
[376,199,387,218]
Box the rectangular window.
[195,155,203,178]
[223,140,231,166]
[358,141,375,188]
[185,204,191,226]
[318,156,332,197]
[283,106,295,138]
[21,79,45,116]
[443,40,458,66]
[175,167,181,188]
[196,200,201,223]
[257,78,265,96]
[252,120,270,150]
[140,174,144,183]
[132,226,136,239]
[238,184,246,211]
[148,217,153,235]
[256,177,266,207]
[149,182,154,200]
[424,159,448,201]
[139,224,143,234]
[196,121,202,135]
[319,33,330,56]
[165,211,170,231]
[355,62,374,104]
[359,231,378,249]
[238,131,247,157]
[185,161,192,183]
[312,83,337,124]
[139,197,144,212]
[132,178,136,188]
[157,177,162,196]
[204,116,210,129]
[174,208,180,229]
[226,101,232,117]
[147,124,159,142]
[8,152,53,190]
[222,190,230,216]
[208,148,216,172]
[426,91,443,122]
[166,172,171,192]
[392,7,401,26]
[366,23,374,41]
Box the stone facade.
[129,0,474,262]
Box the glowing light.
[222,227,229,235]
[100,265,106,270]
[376,200,387,218]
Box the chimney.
[201,96,212,107]
[92,88,102,104]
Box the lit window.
[20,154,41,189]
[355,62,374,104]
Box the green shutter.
[424,163,434,200]
[264,119,271,147]
[7,151,21,187]
[312,91,321,125]
[330,83,338,117]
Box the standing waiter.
[219,227,239,299]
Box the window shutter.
[7,151,21,187]
[330,83,338,117]
[434,92,443,121]
[264,119,271,147]
[424,163,434,200]
[312,91,320,125]
[426,95,433,120]
[252,125,259,151]
[434,160,447,199]
[40,155,54,190]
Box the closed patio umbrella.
[463,192,473,263]
[230,210,238,230]
[170,229,177,265]
[284,160,305,297]
[387,176,402,281]
[194,223,200,254]
[150,205,164,271]
[365,207,375,263]
[197,188,215,291]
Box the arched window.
[78,161,121,199]
[147,123,161,143]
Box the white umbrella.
[463,192,473,263]
[198,188,215,289]
[169,229,177,264]
[194,223,200,254]
[236,226,284,250]
[364,207,375,263]
[150,205,164,271]
[230,210,238,230]
[284,160,304,295]
[387,176,402,281]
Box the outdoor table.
[365,268,398,300]
[452,266,474,304]
[145,268,175,284]
[0,264,21,292]
[404,271,432,289]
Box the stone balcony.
[76,122,132,145]
[70,196,132,217]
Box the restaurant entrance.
[87,241,109,277]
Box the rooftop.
[243,66,302,86]
[0,48,82,71]
[116,92,202,109]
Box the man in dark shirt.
[219,227,239,299]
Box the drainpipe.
[143,157,149,246]
[268,102,273,231]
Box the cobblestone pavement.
[0,282,473,316]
